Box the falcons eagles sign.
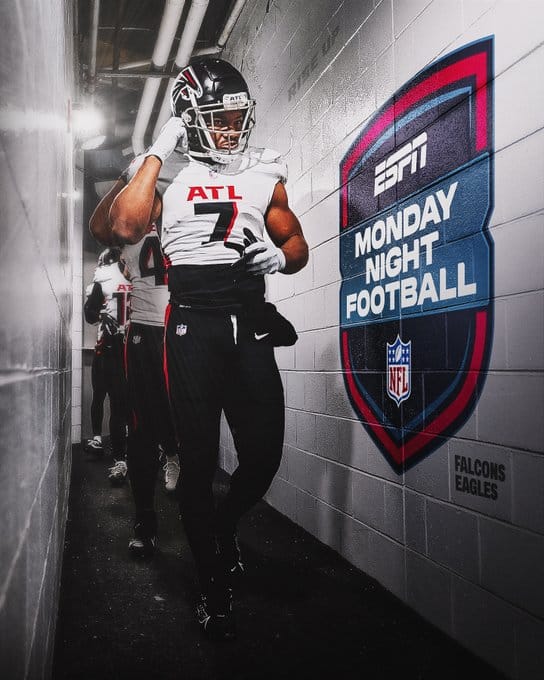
[339,37,495,470]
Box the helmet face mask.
[98,247,121,267]
[170,59,256,164]
[182,99,255,162]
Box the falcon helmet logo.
[171,66,203,114]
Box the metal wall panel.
[0,1,75,677]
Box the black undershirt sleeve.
[84,282,105,324]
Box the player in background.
[108,58,308,640]
[84,309,108,457]
[84,247,132,484]
[90,203,181,558]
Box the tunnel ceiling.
[76,0,234,177]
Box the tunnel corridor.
[51,444,505,680]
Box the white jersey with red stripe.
[121,227,169,326]
[92,261,132,331]
[125,146,287,266]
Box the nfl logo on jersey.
[387,336,411,406]
[176,324,187,336]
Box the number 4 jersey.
[121,227,169,326]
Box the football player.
[106,58,308,640]
[90,195,181,557]
[84,247,131,484]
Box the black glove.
[99,312,120,338]
[231,230,298,346]
[230,228,259,276]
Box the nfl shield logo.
[387,336,411,406]
[176,324,187,336]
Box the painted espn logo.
[374,132,427,197]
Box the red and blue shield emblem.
[387,336,411,406]
[339,38,494,470]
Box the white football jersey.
[92,261,132,330]
[126,147,287,266]
[121,227,169,326]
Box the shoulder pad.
[93,267,109,285]
[250,147,282,163]
[92,266,104,284]
[94,262,120,285]
[157,150,190,194]
[248,147,288,183]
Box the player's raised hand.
[144,117,187,164]
[99,312,120,337]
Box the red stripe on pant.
[123,324,130,378]
[163,303,172,398]
[124,323,138,430]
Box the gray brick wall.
[223,1,544,677]
[0,1,74,677]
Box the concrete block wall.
[0,1,74,677]
[221,1,544,678]
[72,165,84,445]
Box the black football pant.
[90,349,107,436]
[165,304,285,585]
[125,322,179,524]
[92,337,128,458]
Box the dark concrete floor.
[52,445,507,680]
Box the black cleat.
[128,533,157,559]
[84,437,104,456]
[217,531,245,579]
[128,514,157,559]
[196,579,236,641]
[108,459,128,486]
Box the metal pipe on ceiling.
[152,0,210,141]
[98,70,170,79]
[100,60,154,73]
[131,0,186,155]
[111,0,126,73]
[192,0,247,57]
[98,26,155,32]
[217,0,247,49]
[88,0,101,94]
[191,46,221,56]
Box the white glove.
[144,117,187,164]
[244,241,286,275]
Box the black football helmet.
[170,58,256,164]
[98,247,121,267]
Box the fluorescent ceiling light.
[81,133,107,150]
[73,106,104,139]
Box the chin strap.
[188,149,241,165]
